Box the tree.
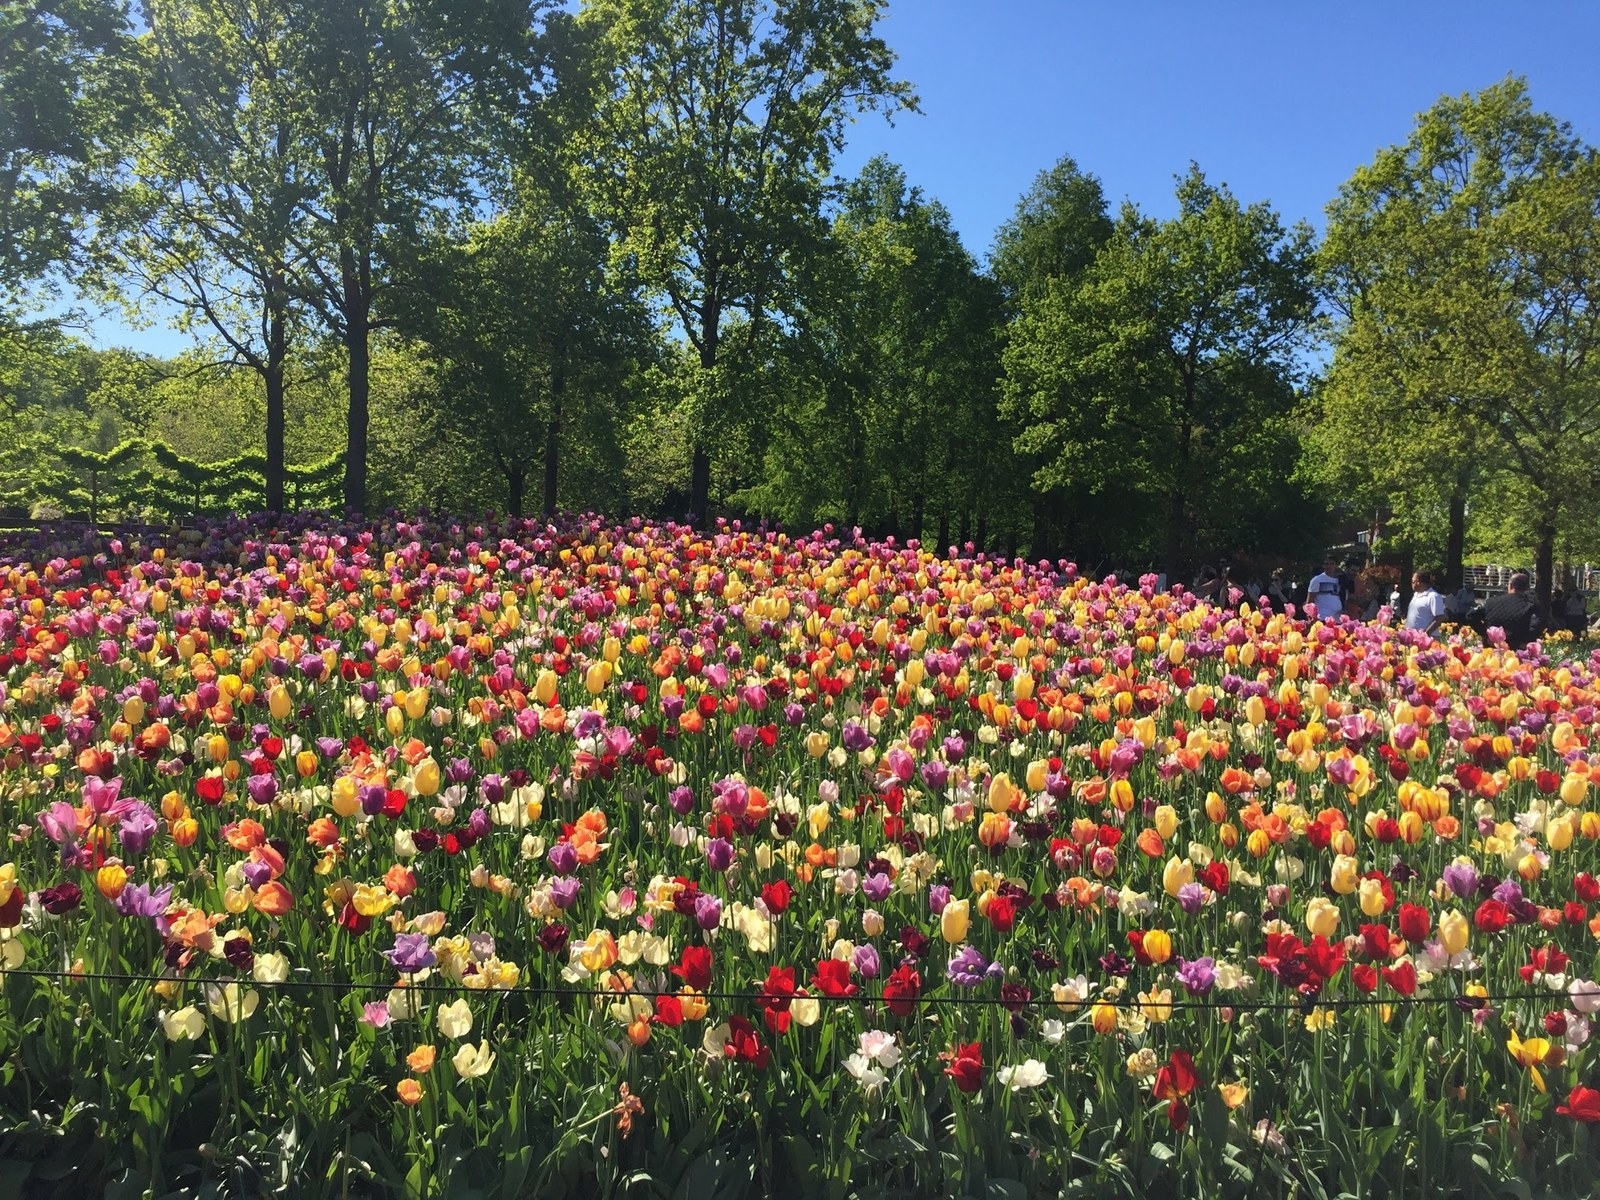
[283,0,553,515]
[1320,78,1600,614]
[741,157,1003,543]
[990,154,1115,559]
[990,155,1114,309]
[0,0,131,326]
[397,182,655,516]
[99,0,309,511]
[1004,166,1318,576]
[575,0,916,522]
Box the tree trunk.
[911,493,925,545]
[544,357,564,517]
[1443,476,1468,591]
[508,464,525,518]
[1535,513,1558,626]
[959,508,971,548]
[689,447,711,524]
[264,262,288,513]
[264,358,286,514]
[343,312,369,515]
[1398,545,1415,616]
[1164,488,1186,583]
[937,508,950,552]
[976,512,988,552]
[689,306,721,524]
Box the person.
[1480,571,1543,650]
[1193,566,1222,604]
[1405,570,1446,636]
[1566,588,1588,635]
[1446,582,1477,621]
[1266,568,1290,609]
[1339,559,1360,614]
[1305,557,1344,620]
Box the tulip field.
[3,515,1600,1198]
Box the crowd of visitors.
[1175,556,1596,650]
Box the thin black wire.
[0,966,1561,1013]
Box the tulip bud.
[1305,896,1340,939]
[534,669,559,706]
[1439,909,1469,956]
[1358,878,1389,917]
[940,898,970,943]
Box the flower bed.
[1,515,1598,1197]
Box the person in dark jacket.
[1480,572,1543,650]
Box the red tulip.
[942,1041,983,1094]
[672,945,712,992]
[1557,1086,1600,1122]
[882,962,921,1017]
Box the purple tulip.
[1175,956,1217,996]
[384,932,438,973]
[114,881,173,919]
[547,840,578,876]
[694,893,723,930]
[548,876,582,910]
[1177,882,1206,914]
[706,837,735,873]
[1442,863,1478,900]
[947,945,1003,988]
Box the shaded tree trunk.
[544,353,565,517]
[937,508,949,552]
[1535,508,1558,625]
[342,307,369,515]
[1443,480,1468,591]
[264,360,286,513]
[689,302,721,523]
[507,463,525,518]
[1398,545,1415,616]
[1165,372,1195,580]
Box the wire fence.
[0,965,1567,1015]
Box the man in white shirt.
[1305,557,1344,620]
[1405,569,1446,635]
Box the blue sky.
[837,0,1600,250]
[85,0,1600,355]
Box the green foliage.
[1319,77,1600,604]
[735,157,1007,545]
[394,175,656,517]
[575,0,917,518]
[0,0,132,321]
[1003,165,1322,573]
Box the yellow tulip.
[1329,854,1358,895]
[413,758,441,797]
[1141,929,1172,964]
[1162,855,1194,898]
[534,669,559,706]
[1439,910,1469,956]
[940,899,970,944]
[1305,896,1340,939]
[987,773,1015,813]
[1358,878,1389,917]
